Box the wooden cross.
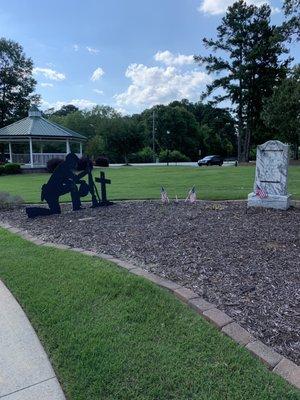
[95,171,111,204]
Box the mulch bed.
[1,200,299,365]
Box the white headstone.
[247,140,291,210]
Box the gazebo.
[0,106,87,168]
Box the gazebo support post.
[79,142,83,157]
[66,139,71,154]
[8,142,12,163]
[29,138,33,168]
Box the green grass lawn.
[0,229,299,399]
[0,165,300,203]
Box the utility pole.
[152,109,156,163]
[166,130,170,166]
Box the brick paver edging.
[1,222,299,391]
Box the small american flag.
[255,185,268,199]
[161,186,169,204]
[185,186,197,203]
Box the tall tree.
[195,0,290,162]
[283,0,300,39]
[0,38,39,127]
[284,0,300,14]
[262,66,300,159]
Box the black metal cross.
[95,171,111,204]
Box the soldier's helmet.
[65,153,79,169]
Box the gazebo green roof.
[0,107,87,141]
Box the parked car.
[197,155,223,166]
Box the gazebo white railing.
[11,153,81,166]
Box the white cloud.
[73,44,79,51]
[40,83,54,88]
[114,63,210,109]
[116,107,128,116]
[91,67,104,81]
[33,67,66,81]
[154,50,194,66]
[93,89,104,95]
[41,98,97,111]
[198,0,279,15]
[86,46,100,54]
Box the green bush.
[3,163,21,175]
[128,147,154,163]
[159,150,190,162]
[95,156,109,167]
[0,165,5,175]
[0,192,24,209]
[138,146,155,162]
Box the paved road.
[106,161,237,167]
[0,281,65,399]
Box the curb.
[0,222,299,391]
[291,199,300,208]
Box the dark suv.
[197,155,223,166]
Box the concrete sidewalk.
[0,281,65,399]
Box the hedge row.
[0,163,22,175]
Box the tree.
[0,38,39,127]
[49,110,94,138]
[103,117,143,164]
[168,100,236,156]
[52,104,79,116]
[284,0,300,12]
[85,135,105,159]
[140,104,204,160]
[195,0,290,162]
[48,101,238,162]
[262,66,300,159]
[283,0,300,39]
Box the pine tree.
[283,0,300,39]
[195,0,290,161]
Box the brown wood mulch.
[1,200,299,365]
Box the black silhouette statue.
[26,153,113,218]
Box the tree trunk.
[237,94,244,162]
[244,124,251,162]
[293,142,299,160]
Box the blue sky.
[0,0,296,114]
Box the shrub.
[3,163,21,174]
[46,158,64,173]
[95,156,109,167]
[128,147,154,163]
[0,165,5,175]
[159,150,190,163]
[0,192,24,209]
[0,153,7,165]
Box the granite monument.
[247,140,291,210]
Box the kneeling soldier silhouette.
[26,153,89,218]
